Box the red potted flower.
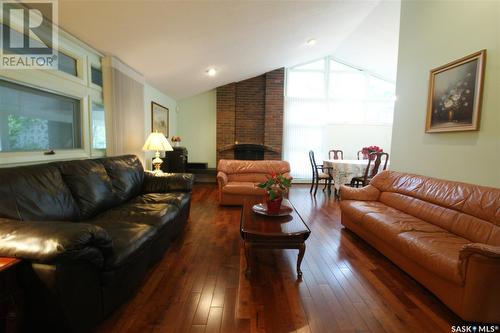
[361,145,383,160]
[257,173,292,215]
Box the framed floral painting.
[425,50,486,133]
[151,102,169,137]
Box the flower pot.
[174,142,180,147]
[266,196,283,215]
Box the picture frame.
[425,49,486,133]
[151,102,169,137]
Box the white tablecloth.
[323,159,385,190]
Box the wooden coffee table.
[240,198,311,278]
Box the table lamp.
[142,131,173,173]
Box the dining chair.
[350,152,389,187]
[328,149,344,160]
[308,150,333,196]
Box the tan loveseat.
[340,170,500,323]
[217,159,291,205]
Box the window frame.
[285,56,396,126]
[90,97,106,157]
[0,23,105,166]
[0,76,90,165]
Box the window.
[91,102,106,149]
[284,57,396,179]
[58,52,78,76]
[91,67,103,87]
[0,80,81,152]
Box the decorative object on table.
[251,202,293,217]
[151,102,169,137]
[170,135,181,147]
[361,146,383,160]
[308,150,333,196]
[142,131,173,173]
[426,49,486,133]
[257,172,292,215]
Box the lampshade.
[142,132,173,152]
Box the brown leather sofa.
[340,170,500,323]
[217,159,291,205]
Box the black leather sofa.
[0,155,193,332]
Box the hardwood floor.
[97,184,463,333]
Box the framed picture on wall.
[425,49,486,133]
[151,102,169,137]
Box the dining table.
[323,159,390,190]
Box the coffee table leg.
[297,243,305,278]
[244,241,251,277]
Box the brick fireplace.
[216,68,284,161]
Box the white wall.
[177,90,217,168]
[143,84,178,169]
[390,1,500,187]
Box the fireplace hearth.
[217,143,280,161]
[234,144,265,160]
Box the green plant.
[257,173,292,200]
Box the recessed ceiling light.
[206,68,217,76]
[306,38,317,46]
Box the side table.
[0,258,22,333]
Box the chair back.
[357,150,365,160]
[328,149,343,160]
[360,152,389,186]
[378,152,389,172]
[308,150,319,177]
[360,153,375,185]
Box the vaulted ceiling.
[59,0,400,100]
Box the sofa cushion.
[363,210,443,236]
[379,192,500,246]
[342,200,468,284]
[222,182,266,196]
[131,193,190,210]
[340,200,391,222]
[397,231,469,285]
[56,159,118,219]
[90,220,155,269]
[370,171,500,225]
[218,159,291,175]
[0,164,79,221]
[227,173,268,183]
[93,203,179,232]
[100,155,144,202]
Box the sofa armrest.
[458,243,500,321]
[460,243,500,260]
[217,171,228,187]
[0,219,112,267]
[142,171,194,193]
[340,185,380,201]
